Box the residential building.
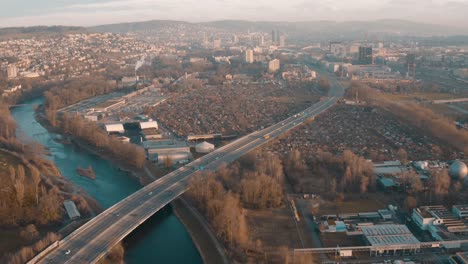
[268,59,280,73]
[245,49,254,63]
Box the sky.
[1,0,468,27]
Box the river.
[11,97,202,264]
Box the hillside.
[88,19,468,37]
[0,26,86,40]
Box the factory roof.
[361,225,420,247]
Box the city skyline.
[1,0,468,27]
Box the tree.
[14,165,26,207]
[428,169,451,202]
[397,149,408,165]
[405,196,418,211]
[30,166,41,205]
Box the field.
[246,207,314,250]
[314,193,392,215]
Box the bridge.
[32,77,345,264]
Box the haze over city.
[1,0,468,27]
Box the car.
[148,191,153,196]
[65,249,71,255]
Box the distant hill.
[88,19,468,37]
[0,26,86,40]
[89,20,190,33]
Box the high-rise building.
[279,35,286,47]
[276,29,281,44]
[245,49,254,63]
[358,46,373,65]
[272,30,276,44]
[7,64,17,79]
[268,59,280,73]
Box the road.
[34,75,345,264]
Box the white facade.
[245,49,254,63]
[7,64,17,78]
[268,59,280,73]
[104,123,125,134]
[139,121,158,130]
[195,141,215,153]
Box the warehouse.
[142,140,191,164]
[104,123,125,134]
[195,141,215,153]
[139,121,158,130]
[361,225,421,256]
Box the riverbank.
[34,104,222,263]
[172,198,229,264]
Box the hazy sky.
[1,0,468,27]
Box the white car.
[65,249,71,255]
[148,192,153,196]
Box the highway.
[34,75,345,264]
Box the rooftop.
[361,225,420,247]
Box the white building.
[7,64,17,79]
[268,59,280,73]
[412,206,445,230]
[143,140,191,164]
[139,121,158,130]
[195,141,215,153]
[104,123,125,134]
[245,49,254,63]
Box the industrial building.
[195,141,215,153]
[453,205,468,219]
[361,225,421,256]
[64,200,81,220]
[412,205,468,245]
[104,123,125,134]
[139,121,158,130]
[142,140,191,164]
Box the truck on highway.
[264,134,270,140]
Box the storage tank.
[449,160,468,180]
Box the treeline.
[188,152,285,261]
[284,148,375,197]
[48,112,146,168]
[0,163,62,226]
[347,82,468,154]
[403,168,464,211]
[44,76,116,110]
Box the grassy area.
[246,207,310,249]
[317,193,390,215]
